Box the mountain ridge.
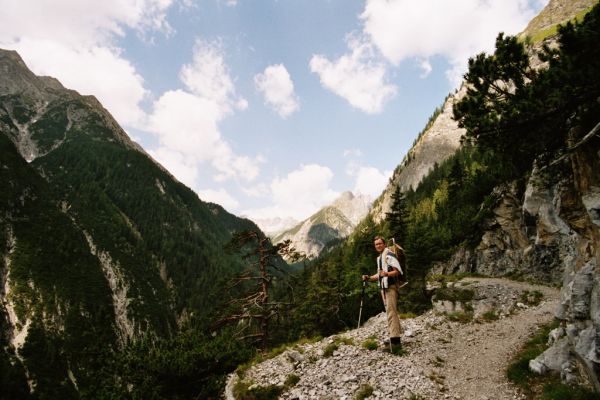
[273,191,371,259]
[0,47,268,397]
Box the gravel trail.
[225,278,560,400]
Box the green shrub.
[354,383,374,400]
[323,343,338,358]
[446,311,473,323]
[481,310,499,321]
[362,339,378,351]
[540,382,598,400]
[284,374,300,388]
[233,380,283,400]
[520,290,544,306]
[435,287,475,302]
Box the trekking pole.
[357,280,366,328]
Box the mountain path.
[226,278,560,399]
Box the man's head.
[373,236,386,253]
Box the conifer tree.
[217,231,300,349]
[386,186,409,243]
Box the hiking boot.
[382,337,402,353]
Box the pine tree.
[217,231,300,349]
[386,186,409,243]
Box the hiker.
[362,235,403,351]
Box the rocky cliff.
[273,192,371,259]
[431,123,600,389]
[370,91,466,223]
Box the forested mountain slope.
[0,49,264,398]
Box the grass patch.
[540,381,598,400]
[446,311,473,323]
[431,356,445,367]
[527,7,595,43]
[323,336,353,357]
[520,290,544,306]
[284,374,300,388]
[233,380,284,400]
[362,338,378,351]
[428,272,482,284]
[236,335,321,377]
[399,312,417,319]
[233,373,301,400]
[323,342,339,358]
[506,320,558,390]
[434,287,475,302]
[354,384,374,400]
[391,345,407,356]
[504,319,599,399]
[481,310,500,322]
[427,371,446,385]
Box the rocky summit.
[273,191,371,259]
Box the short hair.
[373,235,386,244]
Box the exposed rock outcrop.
[273,192,371,259]
[432,133,600,388]
[371,90,466,223]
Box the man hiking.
[362,235,403,352]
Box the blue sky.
[0,0,548,225]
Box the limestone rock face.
[273,192,371,259]
[371,89,466,223]
[0,49,142,162]
[433,138,600,388]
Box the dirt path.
[226,278,560,399]
[410,278,560,399]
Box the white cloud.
[148,147,199,189]
[310,35,397,114]
[350,165,391,199]
[0,0,174,128]
[149,90,221,159]
[241,183,270,198]
[360,0,541,86]
[242,164,340,221]
[10,39,148,127]
[197,188,240,210]
[146,40,261,187]
[0,0,172,48]
[180,39,246,113]
[254,64,300,118]
[419,59,432,78]
[343,148,363,158]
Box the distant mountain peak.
[273,191,372,259]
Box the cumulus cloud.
[197,188,240,210]
[310,35,397,114]
[148,147,199,189]
[343,148,363,158]
[360,0,541,86]
[0,0,174,128]
[346,163,391,199]
[8,39,148,127]
[180,39,247,113]
[254,64,300,118]
[419,59,433,78]
[147,39,260,188]
[242,164,340,221]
